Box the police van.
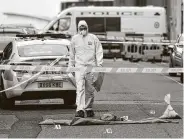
[42,6,167,59]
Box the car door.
[174,35,183,66]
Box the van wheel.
[180,73,183,83]
[0,78,15,109]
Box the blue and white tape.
[0,65,183,73]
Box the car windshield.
[178,44,184,48]
[48,18,71,32]
[0,32,25,37]
[178,35,184,42]
[18,44,68,57]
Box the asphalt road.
[0,59,183,138]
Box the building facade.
[167,0,183,40]
[114,0,166,7]
[1,12,51,29]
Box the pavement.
[0,59,183,138]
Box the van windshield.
[48,18,71,32]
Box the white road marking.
[161,73,183,86]
[94,100,182,105]
[135,61,183,86]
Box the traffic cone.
[159,94,181,119]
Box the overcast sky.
[0,0,63,18]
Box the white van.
[42,6,167,58]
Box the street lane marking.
[94,100,183,105]
[161,73,183,86]
[135,62,183,86]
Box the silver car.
[169,33,183,83]
[0,38,76,109]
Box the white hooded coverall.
[69,20,103,111]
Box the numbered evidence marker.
[104,128,112,134]
[54,124,61,129]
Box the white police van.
[42,6,167,59]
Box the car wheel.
[180,73,183,83]
[0,78,15,109]
[63,92,76,106]
[169,58,177,76]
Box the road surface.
[0,59,183,138]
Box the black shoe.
[75,110,85,118]
[86,110,95,117]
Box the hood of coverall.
[78,20,88,36]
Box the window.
[76,17,121,32]
[3,43,13,60]
[136,0,147,6]
[18,44,68,57]
[182,2,183,33]
[178,34,184,43]
[77,17,105,32]
[49,18,71,32]
[177,35,184,48]
[106,17,120,31]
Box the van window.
[3,43,13,60]
[106,17,120,31]
[77,17,105,32]
[49,18,71,32]
[76,17,121,33]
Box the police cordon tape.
[0,36,181,46]
[0,65,183,73]
[0,57,64,93]
[0,55,183,93]
[100,41,182,46]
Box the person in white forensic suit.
[69,20,103,118]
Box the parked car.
[0,24,37,52]
[169,33,183,83]
[0,34,76,109]
[0,24,37,34]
